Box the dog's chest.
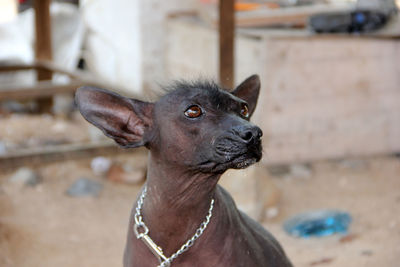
[125,219,289,267]
[124,188,292,267]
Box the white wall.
[139,0,197,92]
[81,0,142,94]
[0,0,17,24]
[81,0,198,95]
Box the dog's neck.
[139,152,222,256]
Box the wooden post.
[0,142,144,172]
[33,0,53,112]
[219,0,235,89]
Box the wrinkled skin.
[75,75,292,267]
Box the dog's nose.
[237,126,263,144]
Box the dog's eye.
[240,103,249,118]
[184,105,203,118]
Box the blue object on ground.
[283,210,352,238]
[66,178,103,197]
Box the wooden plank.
[235,6,400,37]
[0,61,113,102]
[237,10,307,28]
[34,0,53,112]
[0,62,72,78]
[34,61,130,93]
[0,61,94,81]
[0,142,144,172]
[0,80,84,101]
[35,60,79,79]
[0,62,132,102]
[0,61,78,80]
[211,4,353,28]
[0,61,74,78]
[219,0,235,89]
[0,63,37,72]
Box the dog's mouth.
[221,143,262,169]
[229,153,260,169]
[196,140,262,173]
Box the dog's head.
[75,75,262,174]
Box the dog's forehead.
[159,83,244,108]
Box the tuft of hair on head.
[159,78,226,97]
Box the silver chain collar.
[134,186,215,267]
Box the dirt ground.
[1,114,400,267]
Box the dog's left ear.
[75,86,154,148]
[232,74,261,117]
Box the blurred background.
[0,0,399,266]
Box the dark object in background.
[283,210,352,238]
[9,167,42,187]
[66,178,103,197]
[310,10,389,33]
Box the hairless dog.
[75,75,292,267]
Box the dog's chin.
[228,150,262,169]
[195,144,262,173]
[205,152,261,173]
[231,157,258,169]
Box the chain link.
[134,185,214,267]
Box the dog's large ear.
[75,86,154,148]
[232,74,261,117]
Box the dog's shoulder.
[215,185,293,267]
